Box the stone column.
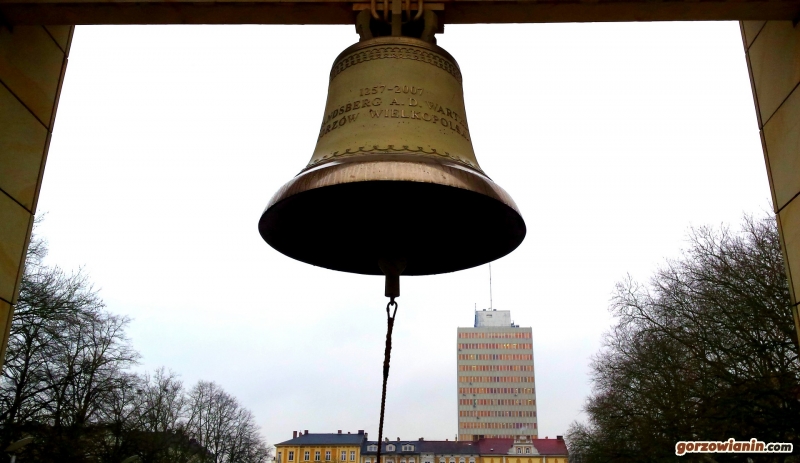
[741,20,800,348]
[0,25,73,364]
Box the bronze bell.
[259,16,525,278]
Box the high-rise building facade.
[456,309,537,441]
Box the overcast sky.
[35,21,770,445]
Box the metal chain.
[376,296,398,463]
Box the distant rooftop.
[277,432,367,446]
[473,438,567,456]
[362,440,478,455]
[529,439,568,456]
[474,309,514,328]
[418,440,479,455]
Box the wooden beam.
[1,0,799,25]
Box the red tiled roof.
[530,439,568,456]
[470,438,568,456]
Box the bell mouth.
[258,155,526,276]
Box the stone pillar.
[0,25,73,364]
[741,20,800,348]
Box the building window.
[450,458,455,463]
[326,451,331,461]
[315,452,321,461]
[469,459,475,463]
[368,446,378,452]
[278,452,282,463]
[460,458,465,463]
[289,452,295,461]
[351,451,356,461]
[305,452,310,461]
[525,448,530,454]
[516,449,521,454]
[342,452,347,461]
[387,445,395,452]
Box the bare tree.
[1,234,105,429]
[134,368,187,434]
[114,369,198,463]
[44,309,139,429]
[1,224,270,463]
[186,381,270,463]
[567,215,800,463]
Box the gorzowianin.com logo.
[676,439,793,456]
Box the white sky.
[36,21,770,446]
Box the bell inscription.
[308,38,480,172]
[318,90,471,143]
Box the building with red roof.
[473,436,568,461]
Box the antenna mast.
[489,264,493,310]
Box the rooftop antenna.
[489,263,493,310]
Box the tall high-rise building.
[456,309,537,441]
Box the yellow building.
[276,430,367,463]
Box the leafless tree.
[186,381,271,463]
[111,369,198,463]
[42,308,139,429]
[1,225,271,463]
[0,233,105,429]
[134,368,187,434]
[567,215,800,463]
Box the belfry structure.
[1,0,799,447]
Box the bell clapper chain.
[376,258,405,463]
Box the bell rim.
[301,147,486,176]
[258,174,527,276]
[263,154,521,217]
